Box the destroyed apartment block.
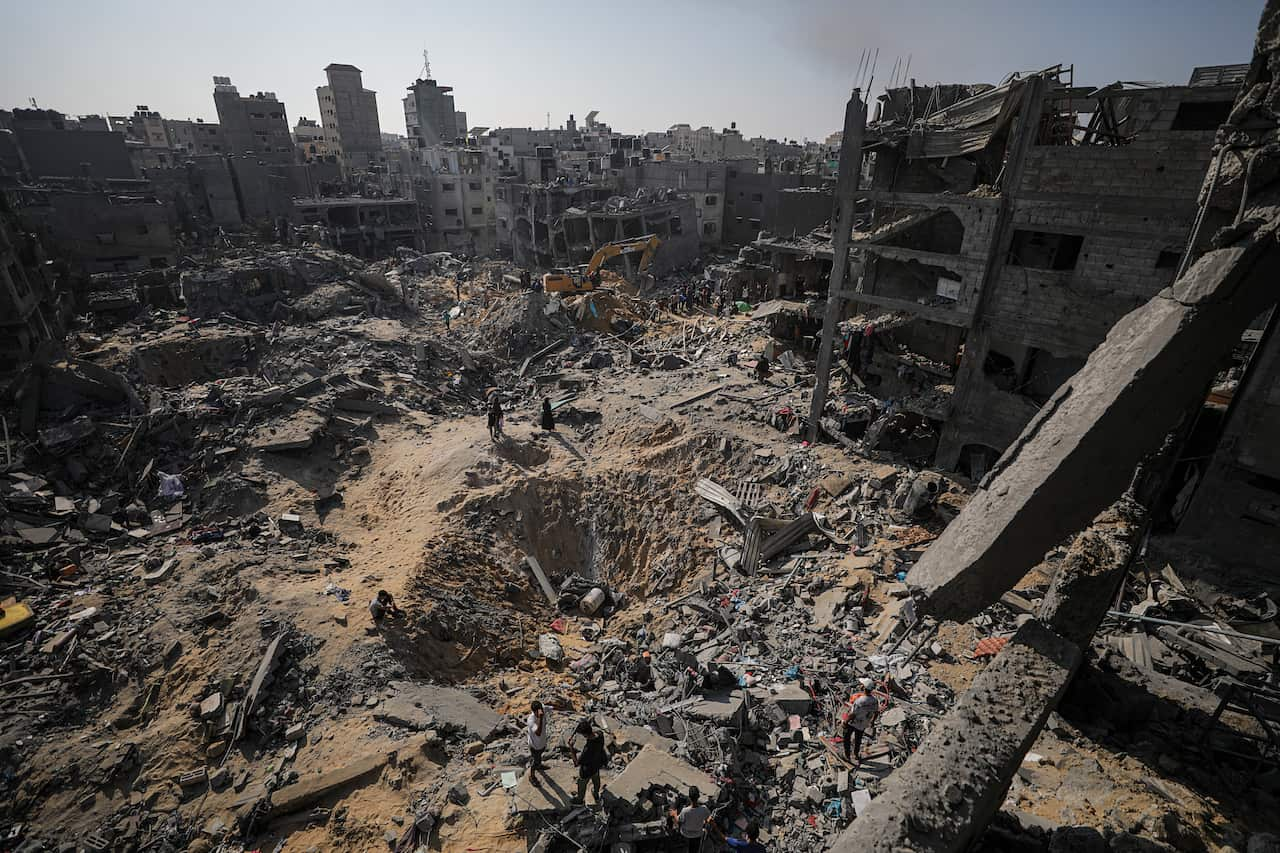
[738,62,1245,474]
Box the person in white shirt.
[526,700,549,787]
[842,677,880,764]
[676,786,711,853]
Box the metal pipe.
[1106,610,1279,646]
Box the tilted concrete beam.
[832,620,1081,853]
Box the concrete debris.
[0,31,1275,853]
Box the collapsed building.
[738,63,1248,476]
[499,180,700,273]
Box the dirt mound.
[471,290,570,356]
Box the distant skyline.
[0,0,1263,143]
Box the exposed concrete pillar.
[934,73,1046,471]
[806,90,866,444]
[831,619,1081,853]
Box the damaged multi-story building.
[753,63,1247,476]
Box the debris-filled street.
[4,4,1280,852]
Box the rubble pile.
[1,226,1275,853]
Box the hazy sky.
[0,0,1263,142]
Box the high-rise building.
[211,76,294,164]
[316,64,382,173]
[404,78,458,148]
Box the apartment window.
[703,222,717,237]
[136,223,149,236]
[748,218,762,229]
[445,208,458,216]
[671,216,683,235]
[1155,249,1181,269]
[750,193,764,203]
[496,188,506,200]
[1170,100,1233,131]
[1007,230,1084,270]
[704,195,718,206]
[728,169,738,178]
[471,206,482,215]
[469,181,481,191]
[442,182,455,191]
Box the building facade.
[212,76,295,164]
[404,78,459,148]
[316,64,383,174]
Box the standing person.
[540,398,555,431]
[754,354,771,383]
[487,394,504,441]
[526,700,549,787]
[676,786,711,853]
[842,677,880,765]
[570,719,607,805]
[725,823,767,852]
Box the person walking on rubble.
[675,786,712,853]
[842,677,880,765]
[526,700,550,787]
[487,394,504,441]
[570,718,608,805]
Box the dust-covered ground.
[1,247,1273,853]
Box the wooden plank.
[525,556,558,605]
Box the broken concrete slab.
[603,744,720,807]
[269,748,394,817]
[829,620,1081,853]
[682,689,747,727]
[142,558,178,585]
[378,681,502,741]
[234,631,286,742]
[513,761,599,812]
[248,409,328,452]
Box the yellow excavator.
[542,234,661,293]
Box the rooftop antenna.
[420,49,431,79]
[866,48,880,94]
[28,97,38,108]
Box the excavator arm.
[584,234,661,277]
[544,234,661,293]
